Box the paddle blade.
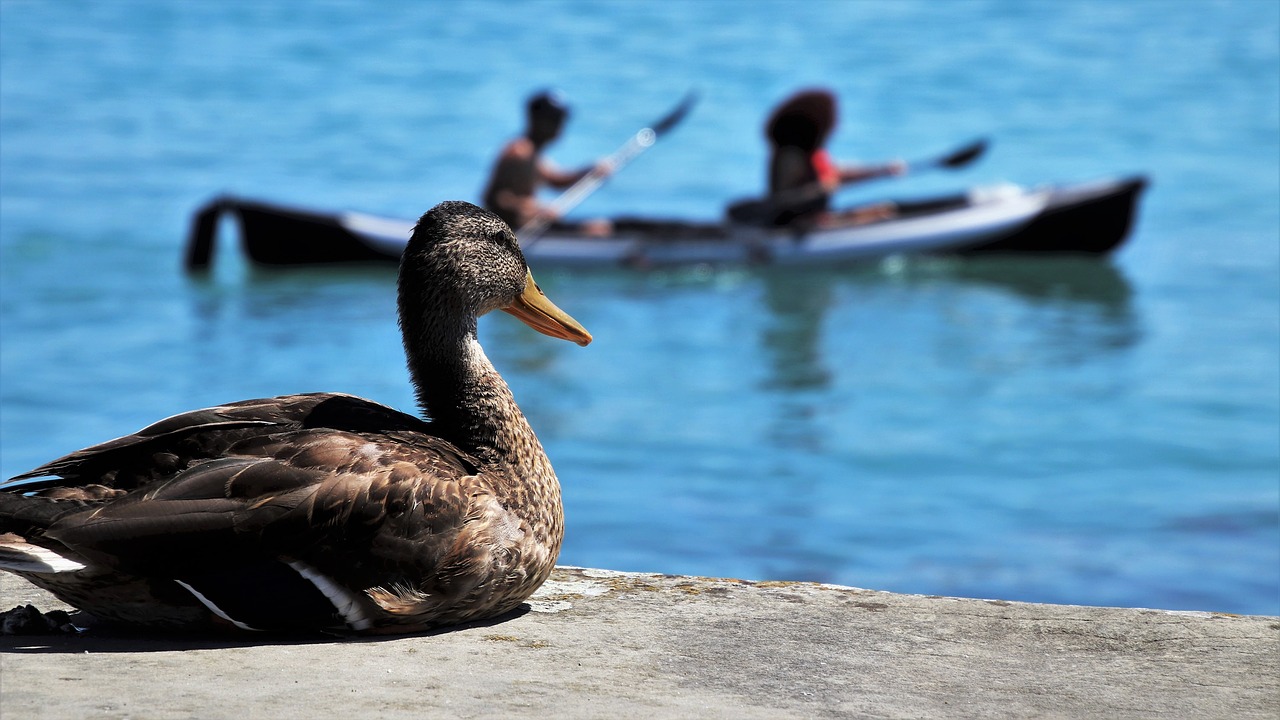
[937,138,989,169]
[650,91,699,137]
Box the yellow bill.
[502,269,592,346]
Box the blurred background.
[1,0,1276,614]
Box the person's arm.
[538,159,612,190]
[836,158,907,185]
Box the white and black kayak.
[184,175,1147,271]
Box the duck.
[0,200,591,635]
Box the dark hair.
[527,90,569,124]
[766,88,837,152]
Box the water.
[2,0,1277,615]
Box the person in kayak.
[482,90,612,235]
[764,88,906,227]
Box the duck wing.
[20,425,486,632]
[4,392,431,495]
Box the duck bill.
[502,270,592,346]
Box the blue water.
[2,1,1277,615]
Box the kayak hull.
[185,176,1147,271]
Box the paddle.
[518,91,699,244]
[725,137,990,225]
[906,137,988,172]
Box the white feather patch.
[0,540,87,573]
[287,561,375,631]
[174,580,262,632]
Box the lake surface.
[1,0,1277,615]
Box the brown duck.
[0,200,591,634]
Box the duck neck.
[404,318,553,482]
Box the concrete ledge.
[2,568,1277,719]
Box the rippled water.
[2,0,1277,614]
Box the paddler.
[763,88,906,227]
[482,90,612,235]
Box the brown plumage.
[0,200,591,634]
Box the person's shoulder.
[500,137,535,161]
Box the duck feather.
[0,201,590,634]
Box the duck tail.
[0,491,100,538]
[0,492,91,573]
[0,536,86,574]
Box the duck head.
[399,201,592,347]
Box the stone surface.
[2,568,1277,719]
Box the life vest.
[811,149,839,188]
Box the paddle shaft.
[726,138,989,224]
[518,91,698,244]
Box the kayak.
[184,175,1147,271]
